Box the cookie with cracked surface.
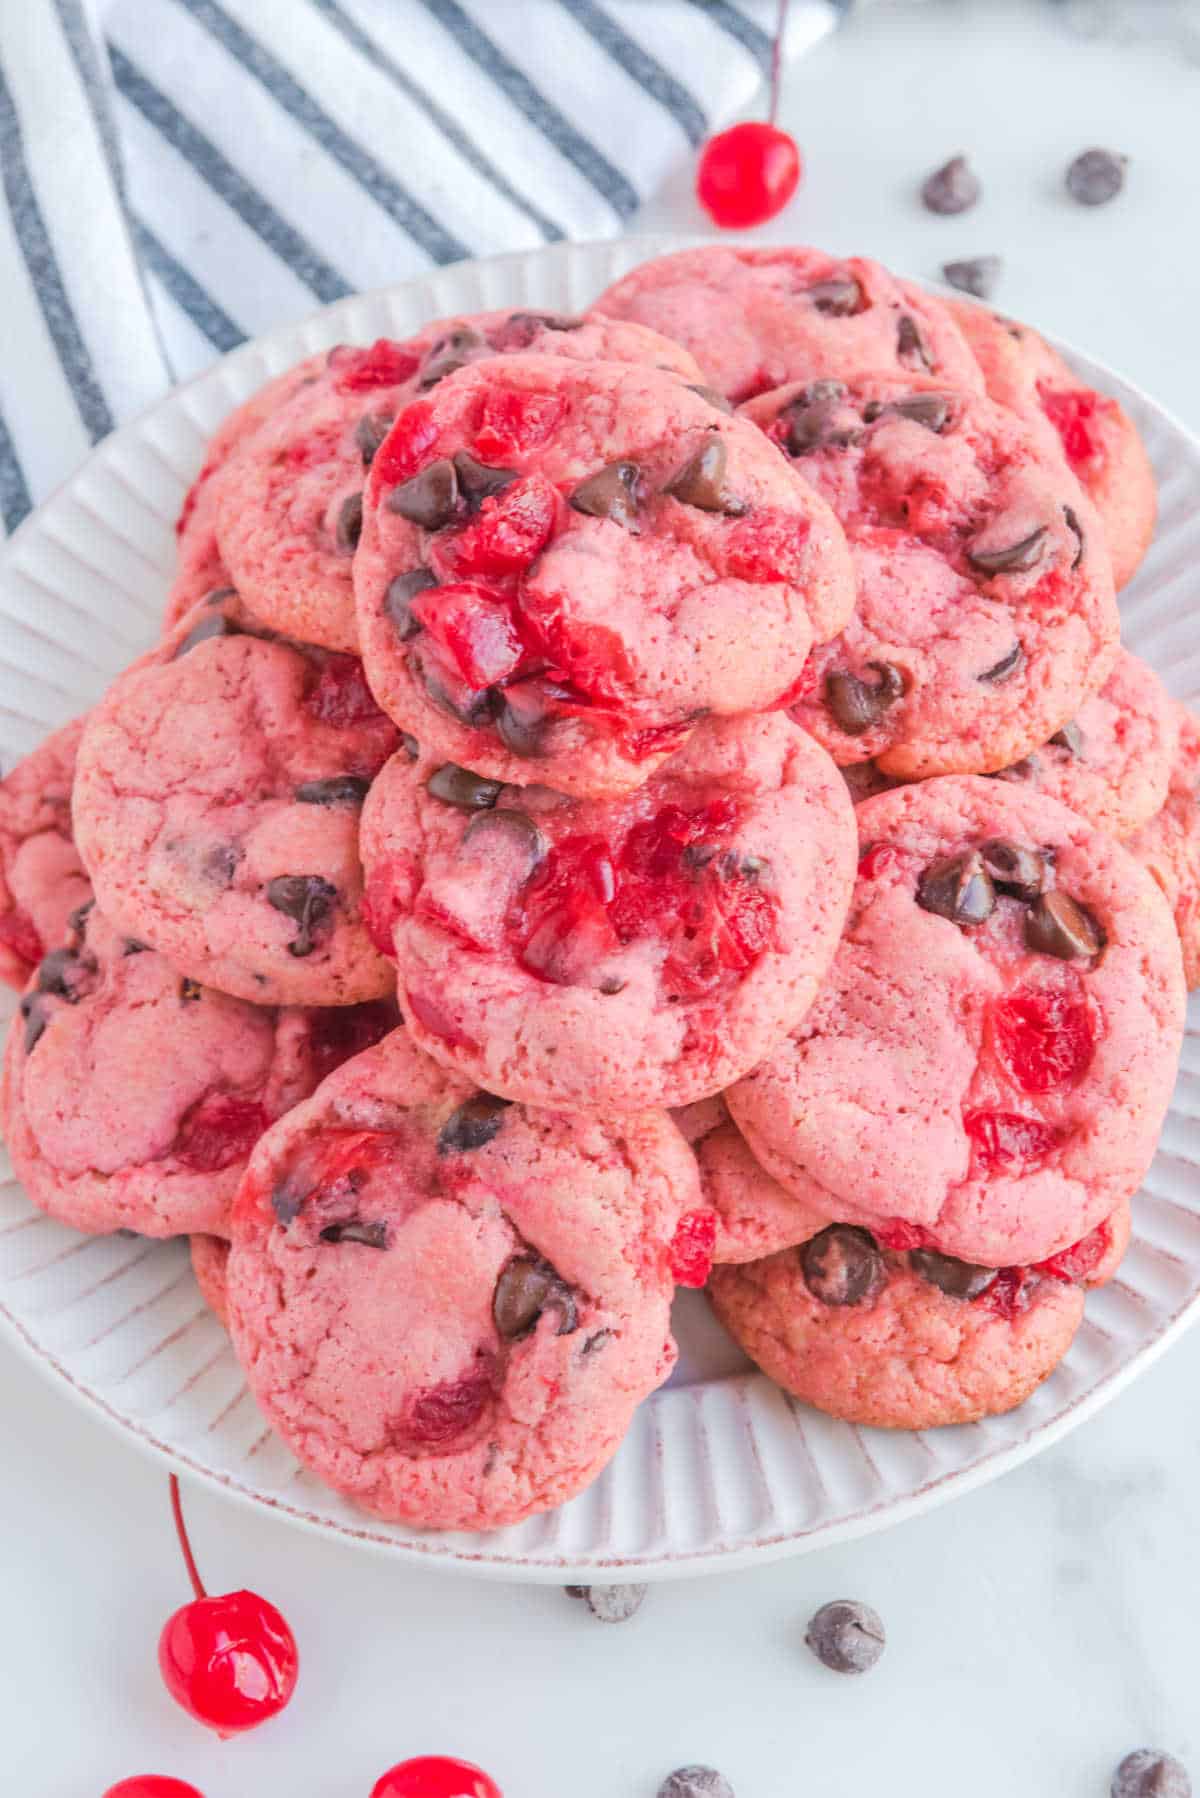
[593,245,983,405]
[708,1208,1125,1430]
[0,900,400,1237]
[0,716,92,990]
[354,353,854,799]
[226,1028,703,1531]
[727,776,1184,1268]
[359,714,856,1112]
[742,375,1119,779]
[73,593,399,1006]
[1128,702,1200,987]
[947,298,1156,589]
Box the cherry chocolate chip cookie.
[0,716,92,990]
[226,1028,704,1531]
[354,354,854,799]
[727,776,1184,1268]
[73,593,399,1006]
[742,375,1120,778]
[359,714,857,1111]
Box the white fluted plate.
[2,235,1199,1582]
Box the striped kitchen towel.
[0,0,847,537]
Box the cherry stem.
[769,0,790,125]
[169,1474,208,1603]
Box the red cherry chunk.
[363,860,404,958]
[622,719,694,762]
[696,120,801,229]
[858,844,900,882]
[1036,383,1111,469]
[158,1588,298,1737]
[964,1109,1061,1174]
[977,1265,1030,1321]
[306,997,399,1083]
[371,1756,503,1798]
[473,387,567,460]
[0,906,44,972]
[873,1219,937,1252]
[670,1208,717,1287]
[403,1369,494,1446]
[329,339,421,392]
[1033,1218,1110,1285]
[304,654,388,729]
[174,1093,268,1173]
[992,975,1096,1094]
[409,583,527,689]
[434,474,558,579]
[375,401,440,487]
[725,509,812,585]
[518,834,619,986]
[104,1780,206,1798]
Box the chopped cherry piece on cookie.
[991,976,1096,1094]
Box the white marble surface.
[3,4,1198,1793]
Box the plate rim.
[2,230,1199,1582]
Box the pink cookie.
[742,377,1119,778]
[727,777,1184,1267]
[1129,703,1200,987]
[73,594,399,1006]
[0,900,399,1237]
[170,356,327,625]
[708,1212,1124,1430]
[593,245,983,405]
[354,354,854,799]
[191,1235,230,1325]
[947,299,1156,590]
[0,717,92,989]
[227,1028,703,1531]
[359,714,856,1111]
[674,1095,830,1265]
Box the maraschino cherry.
[157,1474,298,1739]
[103,1781,205,1798]
[370,1757,503,1798]
[696,0,801,228]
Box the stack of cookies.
[0,245,1192,1533]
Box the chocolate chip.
[487,311,582,352]
[917,851,996,926]
[319,1217,389,1249]
[387,458,459,530]
[570,459,641,529]
[437,1091,511,1155]
[335,490,363,553]
[805,276,862,316]
[67,899,95,936]
[355,412,393,467]
[179,978,203,1002]
[492,680,553,759]
[942,255,1003,301]
[122,939,148,956]
[582,1327,613,1354]
[384,567,437,639]
[991,753,1041,783]
[1063,503,1084,568]
[805,1600,886,1675]
[36,948,83,999]
[422,666,494,729]
[266,875,337,958]
[493,1255,577,1340]
[921,154,981,215]
[801,1226,885,1308]
[979,838,1047,901]
[400,732,420,760]
[910,1248,997,1301]
[1110,1750,1192,1798]
[1024,890,1103,960]
[271,1181,305,1227]
[418,326,484,388]
[427,763,502,810]
[977,642,1025,684]
[685,383,734,414]
[896,314,933,371]
[665,438,745,515]
[567,1584,648,1624]
[880,391,956,433]
[173,611,241,658]
[201,585,237,607]
[1066,147,1127,207]
[20,994,47,1054]
[967,525,1048,576]
[658,1769,735,1798]
[203,842,242,887]
[824,662,905,736]
[452,450,517,511]
[1050,719,1084,756]
[781,380,858,456]
[294,775,370,808]
[461,807,547,875]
